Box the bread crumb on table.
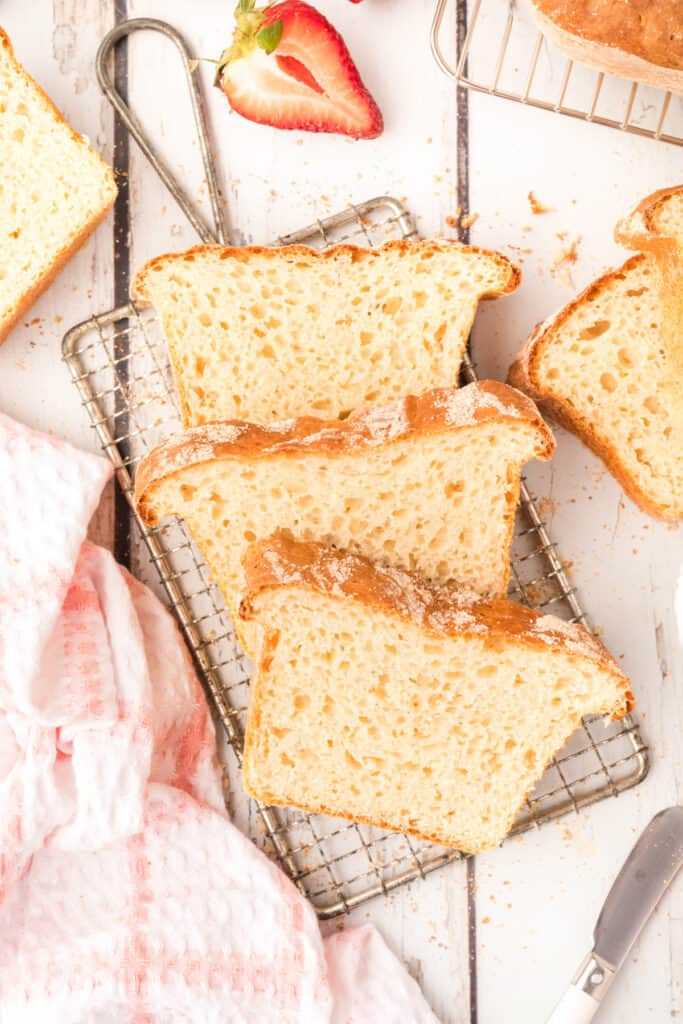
[550,236,581,288]
[445,209,479,232]
[528,191,554,214]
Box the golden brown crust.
[0,202,115,344]
[529,0,683,93]
[615,185,683,249]
[509,185,682,522]
[0,27,117,345]
[134,381,555,523]
[240,534,634,718]
[131,237,521,305]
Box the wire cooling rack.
[63,196,648,917]
[431,0,683,148]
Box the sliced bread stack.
[0,29,117,345]
[510,185,683,521]
[132,239,520,426]
[240,535,633,853]
[135,226,633,853]
[135,381,555,656]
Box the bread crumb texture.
[510,187,683,521]
[132,239,519,426]
[135,382,553,656]
[241,536,633,854]
[0,30,116,341]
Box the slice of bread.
[0,29,117,345]
[240,534,634,854]
[528,0,683,94]
[509,186,683,521]
[132,239,520,427]
[135,381,554,656]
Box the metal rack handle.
[432,0,482,81]
[431,0,483,82]
[430,0,456,79]
[96,18,229,245]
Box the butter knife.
[547,805,683,1023]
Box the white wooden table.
[2,2,682,1021]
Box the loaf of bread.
[0,28,117,346]
[528,0,683,94]
[132,239,520,427]
[135,381,554,655]
[510,185,683,521]
[240,534,634,854]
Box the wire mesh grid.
[63,195,648,918]
[431,0,683,148]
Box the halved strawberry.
[216,0,383,139]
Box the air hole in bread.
[579,319,611,340]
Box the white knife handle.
[546,952,616,1024]
[546,985,600,1024]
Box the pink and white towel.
[0,412,438,1023]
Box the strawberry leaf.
[239,0,256,10]
[256,19,283,54]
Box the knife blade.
[547,806,683,1024]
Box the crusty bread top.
[241,533,634,717]
[132,236,521,427]
[615,185,683,251]
[132,238,520,304]
[529,1,683,72]
[135,381,554,519]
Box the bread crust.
[615,185,683,249]
[240,533,634,720]
[242,536,633,851]
[528,0,683,94]
[133,238,521,428]
[132,237,521,306]
[509,183,683,523]
[508,255,666,517]
[0,28,117,345]
[134,381,555,523]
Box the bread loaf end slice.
[240,534,634,854]
[510,186,683,521]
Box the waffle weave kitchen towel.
[0,411,438,1024]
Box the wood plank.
[467,74,683,1021]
